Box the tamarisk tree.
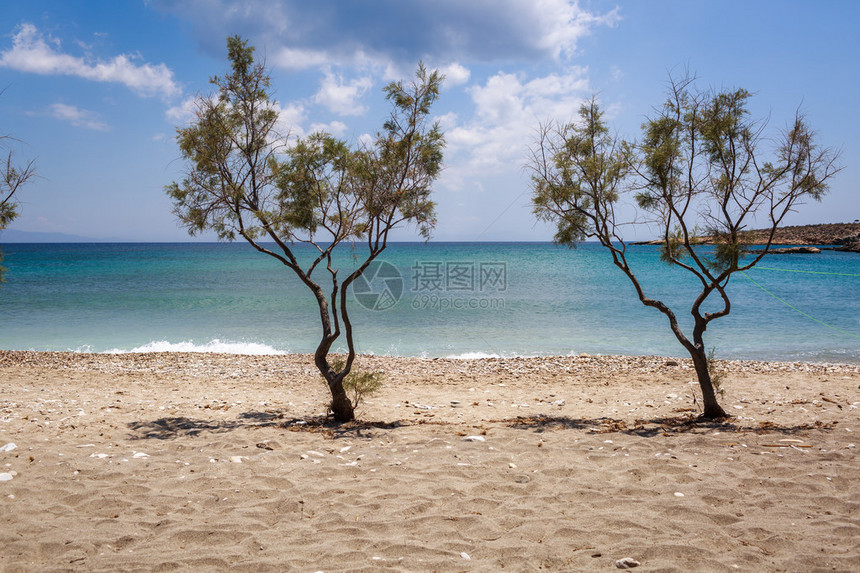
[529,77,840,418]
[0,117,37,286]
[166,37,444,421]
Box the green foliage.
[166,36,280,242]
[531,98,630,247]
[1,127,38,290]
[0,201,17,230]
[166,39,443,248]
[165,37,444,422]
[706,347,726,396]
[273,133,353,237]
[330,358,384,411]
[629,78,838,279]
[658,227,686,264]
[372,62,444,240]
[639,115,682,197]
[704,227,747,274]
[528,75,840,419]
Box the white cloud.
[49,103,109,131]
[470,73,524,124]
[273,101,307,139]
[440,63,470,87]
[313,72,373,116]
[153,0,617,70]
[272,46,333,71]
[0,23,181,99]
[309,120,348,137]
[166,96,199,124]
[444,67,590,176]
[357,133,374,149]
[528,0,620,60]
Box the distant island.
[635,222,860,253]
[0,229,105,243]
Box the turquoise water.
[0,242,857,363]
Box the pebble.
[133,452,149,459]
[0,443,17,453]
[461,552,471,560]
[616,557,641,568]
[230,456,244,463]
[462,436,485,442]
[674,492,684,497]
[0,473,13,482]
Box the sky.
[0,0,857,242]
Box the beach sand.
[1,351,858,572]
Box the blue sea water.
[0,242,857,363]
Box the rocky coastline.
[634,222,860,253]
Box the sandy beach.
[1,351,858,572]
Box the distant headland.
[635,222,860,252]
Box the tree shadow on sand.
[128,410,837,441]
[128,409,301,439]
[504,414,838,437]
[127,410,406,440]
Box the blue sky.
[1,0,857,242]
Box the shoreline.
[2,349,858,571]
[3,348,860,374]
[631,221,860,247]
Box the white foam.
[445,349,560,360]
[104,339,287,355]
[447,351,503,360]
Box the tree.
[0,116,37,286]
[529,78,841,419]
[166,37,444,422]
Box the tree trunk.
[327,375,355,422]
[313,349,355,423]
[689,347,728,419]
[317,366,354,423]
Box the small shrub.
[707,347,726,397]
[330,359,384,411]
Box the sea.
[0,242,857,363]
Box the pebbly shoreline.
[2,350,858,378]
